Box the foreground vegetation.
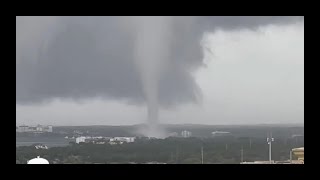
[16,135,303,164]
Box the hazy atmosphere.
[16,16,304,127]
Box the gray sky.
[16,16,304,126]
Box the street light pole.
[267,132,274,164]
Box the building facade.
[292,147,304,163]
[16,125,53,133]
[76,137,86,144]
[181,130,192,138]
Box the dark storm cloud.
[16,16,303,106]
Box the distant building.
[41,125,53,133]
[211,131,231,137]
[181,130,192,138]
[48,125,53,132]
[75,136,135,145]
[35,144,48,149]
[109,141,117,145]
[36,125,43,132]
[17,125,29,132]
[168,132,178,137]
[113,137,135,143]
[76,136,86,144]
[291,134,304,138]
[29,127,37,132]
[16,124,53,133]
[73,130,83,135]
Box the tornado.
[133,16,172,138]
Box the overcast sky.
[16,16,304,126]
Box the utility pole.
[240,146,244,163]
[176,146,179,164]
[267,132,274,164]
[290,150,292,164]
[201,146,204,164]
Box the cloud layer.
[16,16,303,107]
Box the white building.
[35,144,48,149]
[113,137,135,143]
[36,125,43,132]
[47,125,53,132]
[181,130,192,138]
[76,136,86,144]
